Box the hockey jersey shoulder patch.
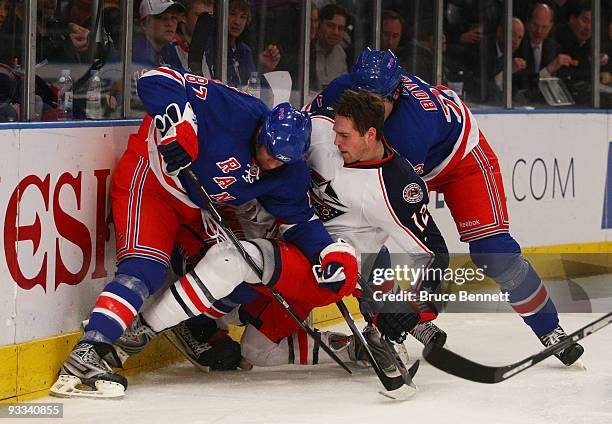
[309,169,347,222]
[402,183,424,204]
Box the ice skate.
[50,342,127,399]
[165,319,242,371]
[539,325,584,367]
[328,325,396,373]
[409,321,447,347]
[109,314,158,367]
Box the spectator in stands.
[65,0,122,59]
[380,9,403,53]
[399,24,445,83]
[444,0,503,102]
[172,0,214,74]
[133,0,184,71]
[556,0,609,104]
[0,0,89,67]
[314,4,348,90]
[514,3,571,94]
[399,23,466,88]
[492,17,527,94]
[207,0,280,88]
[0,0,97,119]
[102,0,184,117]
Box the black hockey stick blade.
[336,301,411,390]
[182,167,351,374]
[424,312,612,383]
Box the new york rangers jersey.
[307,114,448,274]
[307,72,480,180]
[135,66,331,261]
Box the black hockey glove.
[374,311,420,344]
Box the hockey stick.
[336,300,418,391]
[188,12,214,76]
[358,277,421,386]
[338,274,420,391]
[423,312,612,383]
[181,167,351,374]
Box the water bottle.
[57,69,73,120]
[247,72,260,98]
[86,70,103,119]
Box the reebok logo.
[459,219,480,228]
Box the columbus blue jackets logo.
[309,170,347,222]
[402,183,423,203]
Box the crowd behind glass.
[0,0,609,122]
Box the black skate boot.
[539,325,584,366]
[409,321,447,347]
[165,319,242,371]
[331,325,396,373]
[108,314,158,367]
[50,342,128,399]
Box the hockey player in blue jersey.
[307,48,583,366]
[50,66,358,398]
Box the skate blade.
[378,382,418,401]
[571,358,587,370]
[49,375,125,399]
[239,358,253,371]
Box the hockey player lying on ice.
[50,66,358,398]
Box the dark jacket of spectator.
[555,24,591,103]
[206,39,256,88]
[514,36,558,91]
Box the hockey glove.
[312,240,358,296]
[154,103,199,176]
[374,310,420,344]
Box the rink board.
[1,111,611,401]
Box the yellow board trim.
[1,241,610,402]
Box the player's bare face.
[333,115,370,164]
[255,143,285,171]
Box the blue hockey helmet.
[351,47,403,98]
[258,103,312,164]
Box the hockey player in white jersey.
[236,89,450,366]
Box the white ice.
[27,311,611,424]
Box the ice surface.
[29,311,611,424]
[28,267,612,424]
